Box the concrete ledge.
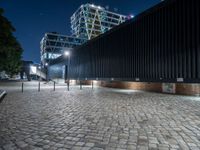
[0,90,7,103]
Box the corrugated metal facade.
[67,0,200,83]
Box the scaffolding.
[71,4,127,40]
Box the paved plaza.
[0,81,200,150]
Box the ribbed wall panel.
[68,0,200,83]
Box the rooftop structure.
[71,3,127,40]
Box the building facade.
[71,3,127,40]
[40,32,86,66]
[48,0,200,95]
[40,4,127,66]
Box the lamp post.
[38,66,41,80]
[64,51,70,91]
[45,62,48,81]
[38,66,41,91]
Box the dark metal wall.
[48,63,64,80]
[67,0,200,83]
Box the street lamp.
[45,62,48,81]
[64,51,70,57]
[38,65,41,81]
[63,51,70,77]
[37,65,41,91]
[64,50,70,90]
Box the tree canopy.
[0,8,23,76]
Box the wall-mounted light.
[136,78,140,81]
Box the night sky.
[0,0,160,63]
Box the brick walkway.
[0,82,200,150]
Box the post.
[38,81,40,92]
[67,80,69,91]
[21,82,24,93]
[68,54,70,91]
[92,80,94,90]
[80,80,82,90]
[53,81,55,91]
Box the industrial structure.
[71,4,127,40]
[40,4,127,66]
[48,0,200,95]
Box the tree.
[0,8,23,76]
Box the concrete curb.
[0,90,7,103]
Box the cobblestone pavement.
[0,82,200,150]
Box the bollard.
[38,82,40,92]
[21,82,24,93]
[80,80,82,90]
[67,80,69,91]
[92,81,94,90]
[53,81,55,91]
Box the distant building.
[71,4,127,40]
[40,32,86,66]
[40,4,127,66]
[20,60,33,81]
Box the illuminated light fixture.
[38,66,41,69]
[91,4,95,8]
[135,78,140,81]
[45,63,48,66]
[130,14,134,18]
[64,51,70,56]
[98,6,102,9]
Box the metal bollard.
[38,82,40,92]
[21,82,24,93]
[92,81,94,90]
[67,80,69,91]
[53,81,55,91]
[80,80,82,90]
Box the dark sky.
[0,0,160,63]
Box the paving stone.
[75,142,85,146]
[85,142,95,147]
[1,83,200,149]
[81,147,91,150]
